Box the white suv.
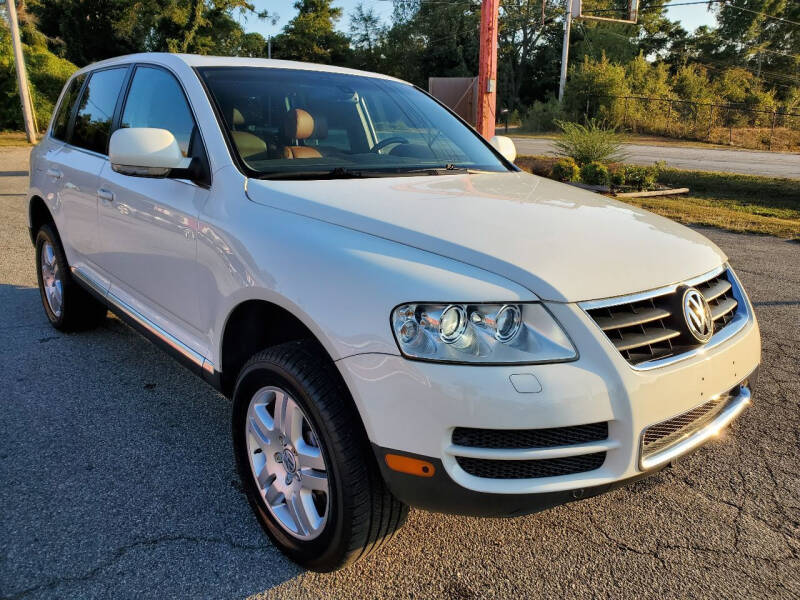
[28,53,761,571]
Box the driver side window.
[120,66,196,157]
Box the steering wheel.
[370,136,409,153]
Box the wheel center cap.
[283,450,297,473]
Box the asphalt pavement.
[511,136,800,179]
[2,146,799,599]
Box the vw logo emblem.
[682,287,713,343]
[283,450,297,473]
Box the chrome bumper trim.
[445,439,620,461]
[639,384,751,471]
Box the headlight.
[391,303,577,364]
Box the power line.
[692,30,800,60]
[720,2,800,28]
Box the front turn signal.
[385,454,435,477]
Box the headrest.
[310,115,328,140]
[232,108,244,126]
[283,108,315,140]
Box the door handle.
[98,188,115,203]
[46,168,62,180]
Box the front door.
[95,65,209,351]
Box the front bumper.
[336,285,761,516]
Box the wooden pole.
[6,0,37,142]
[557,0,573,103]
[476,0,499,138]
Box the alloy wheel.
[40,241,63,318]
[245,386,330,540]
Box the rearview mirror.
[109,128,191,177]
[489,135,517,163]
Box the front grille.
[452,422,608,449]
[456,453,606,479]
[641,385,741,459]
[585,268,740,366]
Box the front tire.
[232,341,408,571]
[35,224,106,331]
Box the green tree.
[563,54,630,125]
[348,3,385,72]
[0,16,77,130]
[272,0,350,64]
[27,0,273,66]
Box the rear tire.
[232,340,408,571]
[35,224,106,331]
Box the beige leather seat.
[282,109,322,159]
[230,107,267,160]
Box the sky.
[240,1,718,39]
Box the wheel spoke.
[256,465,275,490]
[247,405,274,450]
[275,394,304,445]
[50,282,63,314]
[295,440,325,470]
[272,389,288,433]
[264,479,283,507]
[299,468,328,493]
[285,489,313,536]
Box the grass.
[0,132,33,147]
[515,154,800,240]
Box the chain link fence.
[583,94,800,152]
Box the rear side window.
[71,67,127,154]
[51,74,86,141]
[120,66,196,156]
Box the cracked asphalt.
[2,146,799,599]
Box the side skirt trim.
[71,266,222,391]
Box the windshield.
[196,67,510,179]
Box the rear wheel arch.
[28,196,55,244]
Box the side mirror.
[489,135,517,163]
[109,128,191,177]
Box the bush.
[580,161,610,185]
[610,168,625,186]
[553,119,625,166]
[621,164,658,190]
[522,98,561,132]
[551,157,579,182]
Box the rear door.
[95,65,210,353]
[48,66,129,280]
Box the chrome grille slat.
[594,306,672,331]
[710,296,738,321]
[612,327,681,352]
[584,267,745,367]
[700,278,732,302]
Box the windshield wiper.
[257,164,480,180]
[393,164,470,175]
[258,167,367,181]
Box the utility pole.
[476,0,500,139]
[5,0,37,142]
[558,0,574,102]
[267,36,272,59]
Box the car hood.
[246,171,726,302]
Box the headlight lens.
[391,303,576,364]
